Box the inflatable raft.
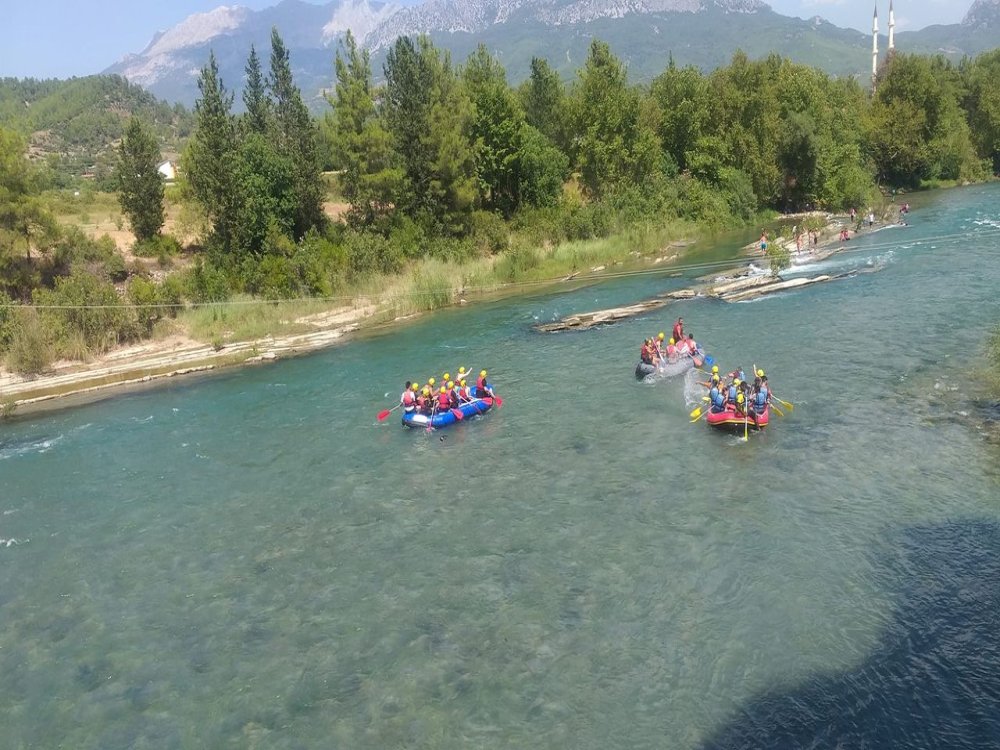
[635,352,712,380]
[705,405,769,433]
[401,396,496,429]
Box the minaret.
[888,0,895,52]
[872,4,879,92]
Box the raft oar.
[377,404,401,422]
[690,409,708,424]
[771,395,793,412]
[770,403,784,417]
[451,408,465,421]
[493,394,503,408]
[689,404,705,420]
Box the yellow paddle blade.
[770,404,785,417]
[690,410,706,423]
[689,405,703,419]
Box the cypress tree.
[116,116,164,242]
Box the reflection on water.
[1,184,999,748]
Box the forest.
[1,29,999,375]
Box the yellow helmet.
[458,367,466,374]
[411,383,418,391]
[447,381,454,389]
[734,379,741,386]
[480,370,487,377]
[757,369,765,377]
[658,332,665,340]
[711,365,719,374]
[428,377,436,386]
[737,393,745,403]
[422,387,430,395]
[443,373,450,381]
[669,338,675,345]
[440,386,446,393]
[460,379,467,386]
[711,374,720,382]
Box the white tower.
[888,0,895,51]
[872,4,879,91]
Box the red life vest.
[476,376,486,391]
[437,392,450,409]
[402,391,415,406]
[672,323,683,341]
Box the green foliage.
[0,75,191,185]
[518,57,569,153]
[383,36,477,235]
[327,31,400,226]
[116,117,165,241]
[962,50,1000,173]
[33,270,138,353]
[574,40,663,196]
[344,230,403,278]
[5,307,53,375]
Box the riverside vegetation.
[2,30,1000,376]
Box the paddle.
[770,402,785,417]
[426,405,437,433]
[690,409,708,424]
[493,394,503,408]
[377,404,401,422]
[771,394,793,411]
[451,408,465,421]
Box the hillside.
[101,0,1000,108]
[0,75,192,184]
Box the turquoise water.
[2,185,1000,748]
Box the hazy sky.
[0,0,973,80]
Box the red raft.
[705,405,769,433]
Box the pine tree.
[327,31,400,227]
[116,116,164,242]
[242,45,270,135]
[186,52,239,252]
[384,36,475,234]
[268,28,324,238]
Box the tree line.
[2,29,1000,375]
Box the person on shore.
[759,230,768,254]
[850,207,857,223]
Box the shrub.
[469,210,509,255]
[33,270,139,353]
[6,308,53,376]
[133,234,182,260]
[345,231,402,278]
[497,242,540,281]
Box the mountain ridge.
[101,0,999,107]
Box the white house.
[157,160,177,181]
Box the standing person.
[850,207,857,224]
[401,382,417,414]
[759,230,768,254]
[672,317,684,344]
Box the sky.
[0,0,973,80]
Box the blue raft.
[401,396,495,429]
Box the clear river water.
[2,184,1000,749]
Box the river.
[2,184,1000,748]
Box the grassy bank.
[170,218,711,346]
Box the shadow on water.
[701,520,1000,750]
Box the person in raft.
[640,339,657,366]
[400,381,418,413]
[672,317,685,344]
[476,370,495,399]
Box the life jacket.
[437,392,451,410]
[727,385,737,402]
[709,386,720,402]
[755,390,767,409]
[713,391,726,409]
[640,344,652,364]
[735,392,746,413]
[672,323,683,341]
[402,390,416,411]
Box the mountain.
[103,0,1000,108]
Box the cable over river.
[2,184,1000,748]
